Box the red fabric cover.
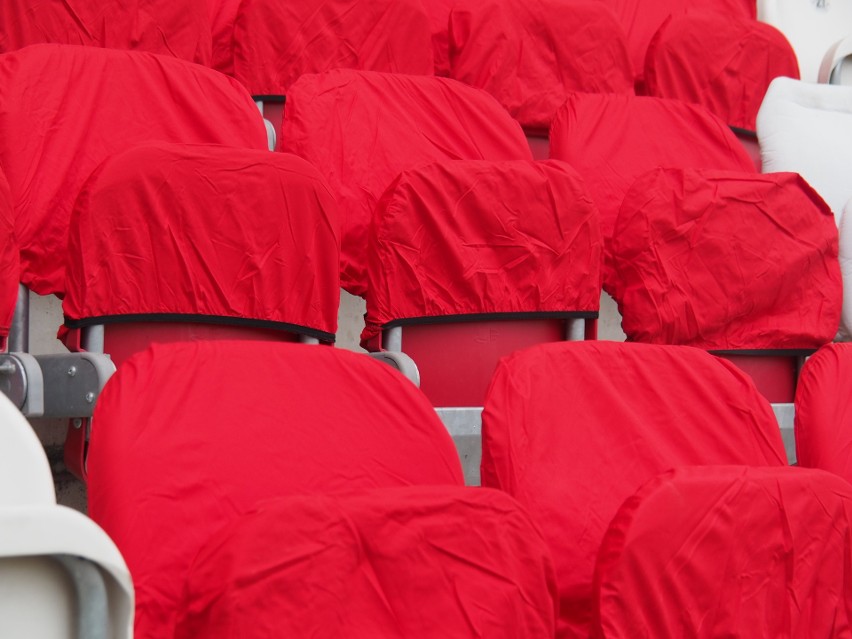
[0,44,267,297]
[209,0,242,73]
[283,70,532,297]
[611,169,840,350]
[0,170,17,346]
[549,93,754,257]
[88,341,464,639]
[362,160,602,345]
[175,487,558,639]
[593,0,755,81]
[593,466,852,638]
[481,340,787,639]
[795,343,852,480]
[63,143,340,339]
[424,0,456,76]
[448,0,633,132]
[0,0,211,64]
[645,13,799,131]
[233,0,434,97]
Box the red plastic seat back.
[282,70,532,296]
[63,143,340,353]
[88,341,464,639]
[593,466,852,638]
[0,169,18,349]
[232,0,433,97]
[611,169,840,350]
[0,44,267,296]
[795,343,852,480]
[645,13,799,131]
[481,340,788,639]
[175,487,558,639]
[448,0,633,133]
[0,0,212,64]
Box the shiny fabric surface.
[449,0,633,132]
[63,143,340,337]
[0,169,17,346]
[88,341,464,639]
[481,340,787,639]
[0,44,267,296]
[175,487,558,639]
[283,70,531,296]
[362,160,602,345]
[612,169,840,349]
[593,466,852,638]
[233,0,433,96]
[645,12,799,131]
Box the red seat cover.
[481,340,788,639]
[208,0,242,73]
[645,12,799,131]
[232,0,433,97]
[0,169,18,348]
[0,44,267,296]
[423,0,457,76]
[548,93,754,280]
[593,466,852,638]
[88,341,464,639]
[175,487,558,639]
[449,0,633,132]
[0,0,212,64]
[611,169,840,349]
[363,160,602,344]
[282,70,532,297]
[795,342,852,479]
[63,143,339,341]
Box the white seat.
[0,393,133,639]
[757,0,852,82]
[819,34,852,85]
[757,77,852,217]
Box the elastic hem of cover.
[62,314,335,343]
[251,95,286,103]
[382,311,598,329]
[708,348,814,357]
[729,125,757,139]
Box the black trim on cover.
[383,311,598,329]
[709,348,814,357]
[63,313,335,343]
[729,125,757,139]
[252,94,286,104]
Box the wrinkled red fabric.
[795,343,852,480]
[645,13,799,131]
[362,160,602,345]
[424,0,456,75]
[611,169,840,349]
[63,143,340,339]
[549,93,754,262]
[0,0,211,64]
[88,341,464,639]
[0,44,267,296]
[593,0,755,81]
[593,466,852,638]
[283,70,532,297]
[449,0,633,132]
[481,340,787,639]
[233,0,433,97]
[208,0,242,73]
[175,487,558,639]
[0,170,17,347]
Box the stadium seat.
[0,0,212,64]
[610,168,840,403]
[0,44,267,297]
[481,340,788,639]
[282,70,532,297]
[758,77,852,218]
[819,34,852,85]
[757,0,852,82]
[448,0,633,149]
[88,340,464,639]
[593,466,852,638]
[174,487,558,639]
[549,93,754,290]
[795,342,852,481]
[0,391,133,638]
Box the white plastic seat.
[0,393,133,639]
[757,77,852,217]
[819,34,852,85]
[757,0,852,82]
